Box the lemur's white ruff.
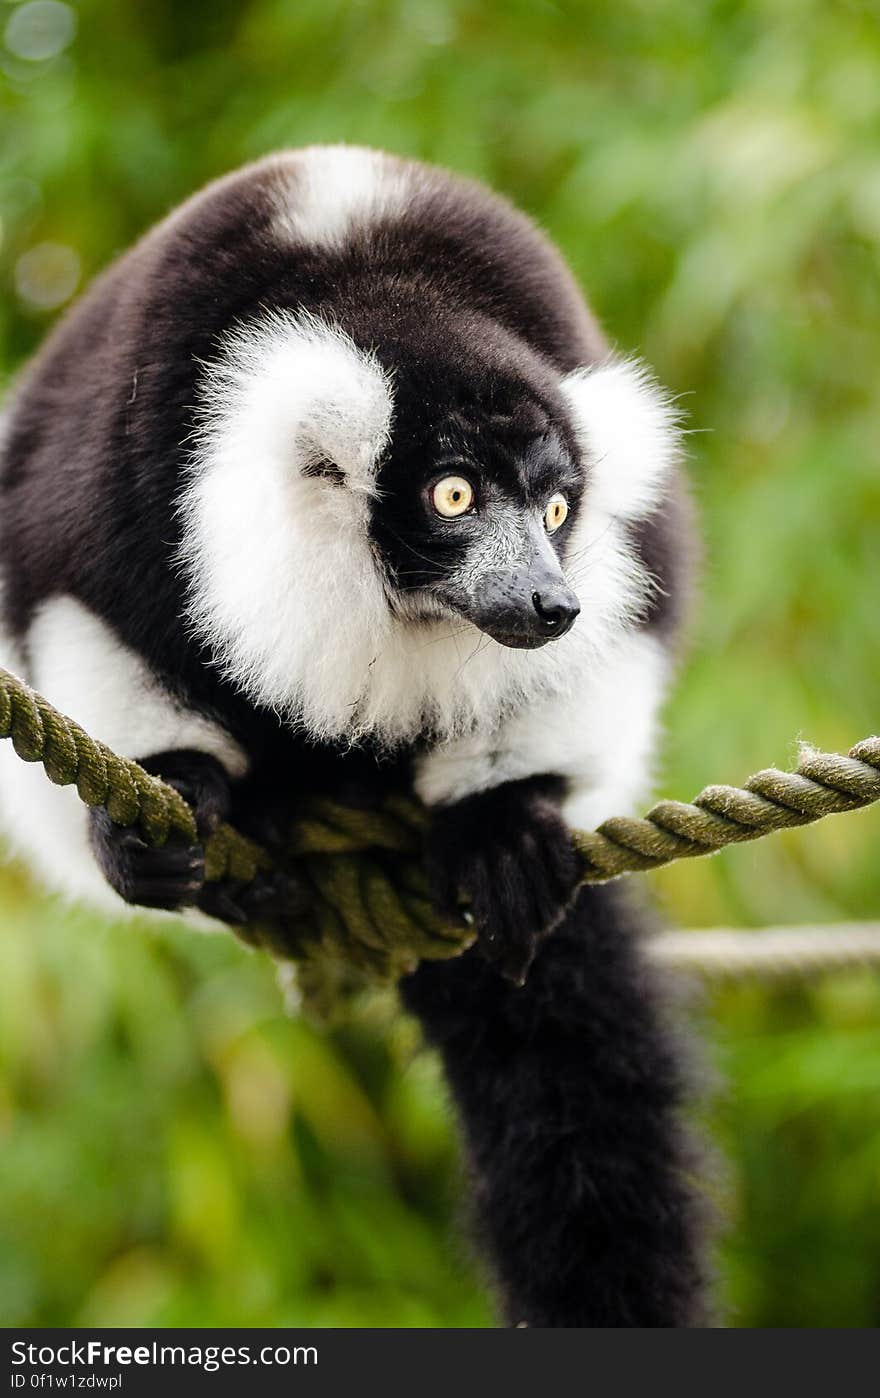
[180,308,678,751]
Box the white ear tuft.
[177,310,396,732]
[196,308,394,496]
[560,358,682,522]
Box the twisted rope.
[571,738,880,880]
[0,667,271,884]
[0,666,877,997]
[649,923,880,979]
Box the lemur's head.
[368,354,583,651]
[182,309,680,740]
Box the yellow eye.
[432,475,474,518]
[544,493,569,533]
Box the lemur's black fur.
[402,883,709,1327]
[0,148,708,1326]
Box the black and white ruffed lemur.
[0,147,708,1326]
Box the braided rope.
[0,667,877,993]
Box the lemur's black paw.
[88,807,205,910]
[88,749,233,913]
[138,749,232,837]
[426,775,580,986]
[197,869,309,929]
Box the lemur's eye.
[432,475,475,518]
[544,493,569,533]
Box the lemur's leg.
[400,883,711,1328]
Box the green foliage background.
[0,0,878,1327]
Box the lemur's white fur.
[0,597,245,916]
[180,313,679,751]
[272,144,413,248]
[178,309,398,739]
[560,359,682,522]
[415,629,669,828]
[30,598,247,776]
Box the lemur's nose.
[532,588,581,637]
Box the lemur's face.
[369,391,584,650]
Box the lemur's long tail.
[400,884,712,1328]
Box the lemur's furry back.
[0,146,707,1325]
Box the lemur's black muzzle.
[466,536,581,650]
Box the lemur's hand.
[88,748,229,914]
[89,749,307,929]
[425,775,580,986]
